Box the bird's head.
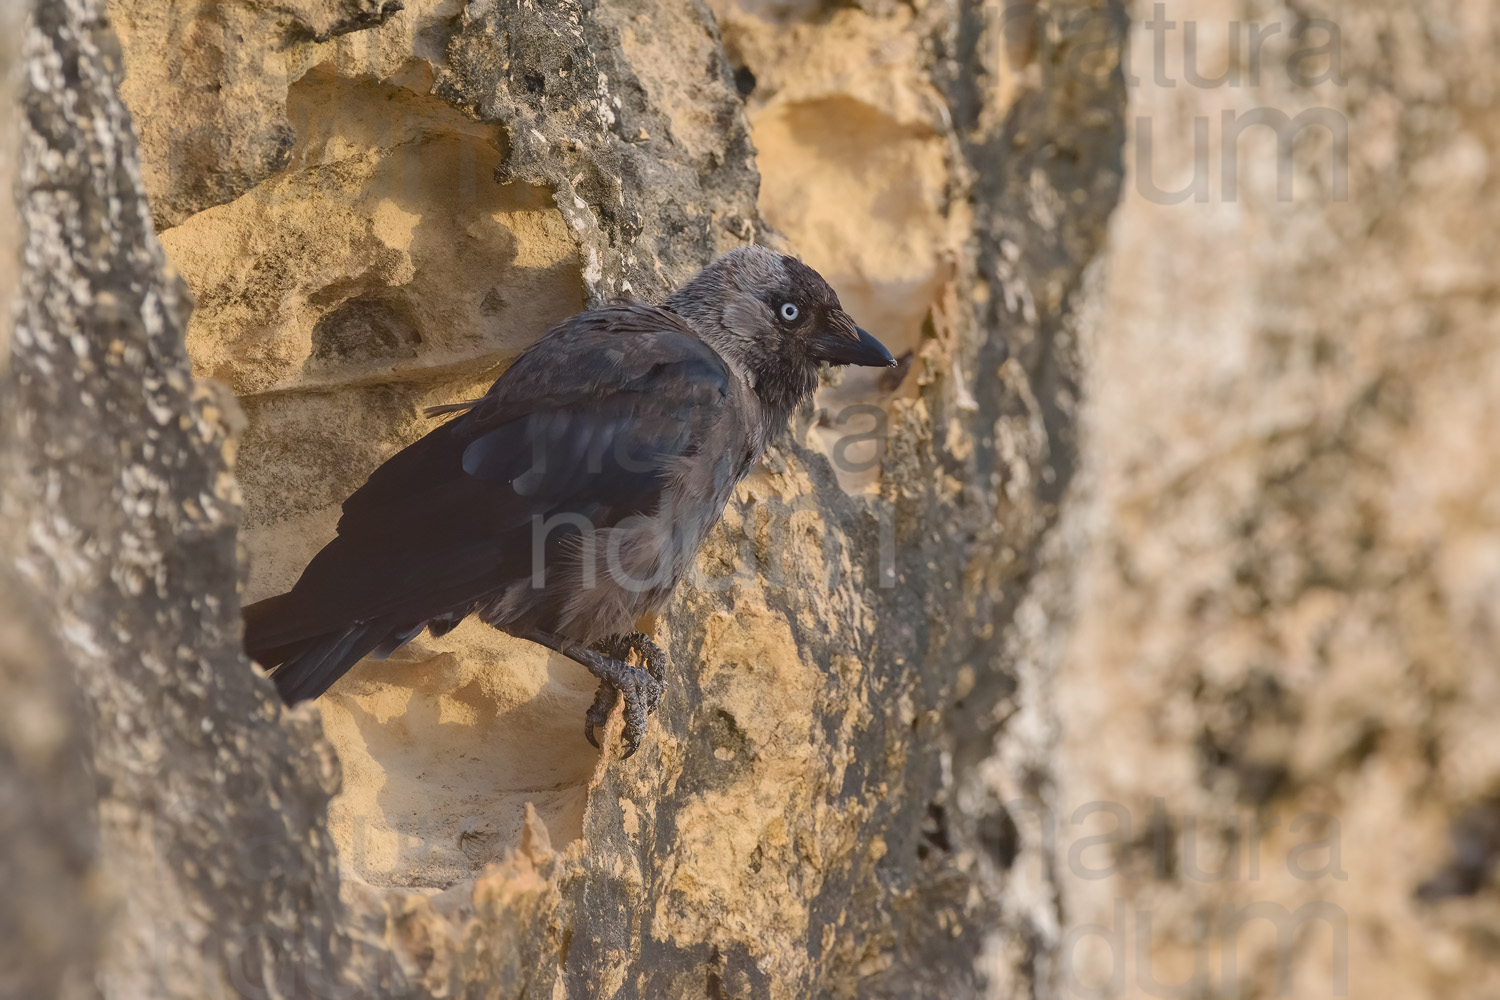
[664,245,895,414]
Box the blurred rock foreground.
[1,0,1496,997]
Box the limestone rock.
[16,0,1497,996]
[1052,1,1500,997]
[5,0,1124,995]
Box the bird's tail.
[243,593,386,705]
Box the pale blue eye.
[779,302,799,322]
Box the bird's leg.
[523,630,664,758]
[584,637,627,742]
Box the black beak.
[810,318,897,368]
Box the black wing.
[243,303,735,701]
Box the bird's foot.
[583,633,667,755]
[580,649,664,757]
[521,629,667,758]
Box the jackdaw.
[243,245,895,756]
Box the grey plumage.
[243,245,894,755]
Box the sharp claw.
[619,697,646,758]
[585,679,617,753]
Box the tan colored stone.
[1053,2,1500,997]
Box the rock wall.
[5,0,1124,998]
[0,9,100,968]
[4,3,352,998]
[12,0,1492,997]
[1052,1,1500,996]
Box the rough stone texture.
[1052,1,1500,997]
[4,2,364,998]
[112,0,409,230]
[13,0,1499,996]
[0,8,103,960]
[6,1,1124,998]
[0,566,99,1000]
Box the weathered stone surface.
[7,0,1126,996]
[0,14,101,1000]
[1051,1,1500,997]
[16,0,1499,996]
[110,0,409,229]
[0,568,99,1000]
[5,2,354,996]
